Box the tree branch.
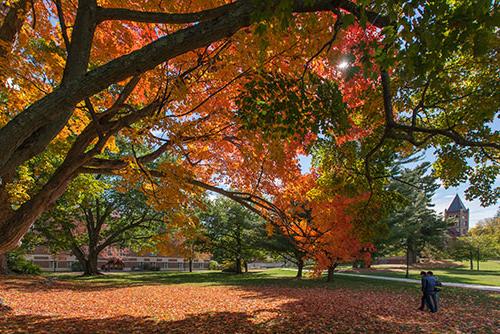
[54,0,71,51]
[96,2,240,24]
[0,0,388,178]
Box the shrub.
[19,261,41,275]
[71,262,83,272]
[209,260,219,270]
[221,261,237,272]
[7,252,41,275]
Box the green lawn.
[339,260,500,286]
[46,268,498,305]
[49,268,411,291]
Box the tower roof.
[448,194,467,212]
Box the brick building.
[444,194,469,237]
[25,246,210,272]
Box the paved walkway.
[335,272,500,292]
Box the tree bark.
[82,252,100,276]
[244,261,248,273]
[0,0,388,259]
[296,258,304,279]
[71,244,101,276]
[326,264,337,282]
[405,244,410,279]
[235,257,242,274]
[0,253,9,275]
[469,249,473,270]
[0,0,30,59]
[476,247,480,271]
[407,245,417,265]
[0,145,88,254]
[0,0,387,179]
[188,258,193,272]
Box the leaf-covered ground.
[0,270,498,333]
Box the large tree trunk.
[83,252,100,276]
[0,0,30,59]
[296,258,304,279]
[0,0,388,258]
[0,253,9,275]
[188,258,193,272]
[235,257,242,274]
[326,263,337,282]
[71,245,100,276]
[0,1,254,177]
[0,158,82,254]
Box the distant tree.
[200,198,265,274]
[448,211,499,270]
[145,212,208,272]
[271,173,379,282]
[377,163,448,277]
[36,178,166,275]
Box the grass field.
[1,269,498,333]
[339,260,500,286]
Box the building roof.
[447,194,467,212]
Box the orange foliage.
[1,0,381,188]
[0,0,384,254]
[0,276,497,333]
[142,212,209,260]
[273,173,374,273]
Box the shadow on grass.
[1,269,496,309]
[0,269,419,295]
[0,311,413,334]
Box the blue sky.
[298,153,499,228]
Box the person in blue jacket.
[427,271,442,312]
[422,271,439,312]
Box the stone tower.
[444,194,469,237]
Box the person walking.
[423,271,438,313]
[427,271,442,312]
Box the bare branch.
[302,12,342,78]
[54,0,70,51]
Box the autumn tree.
[256,227,307,279]
[269,173,378,282]
[36,178,166,275]
[145,211,208,272]
[0,0,497,274]
[448,211,500,271]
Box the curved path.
[335,272,500,292]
